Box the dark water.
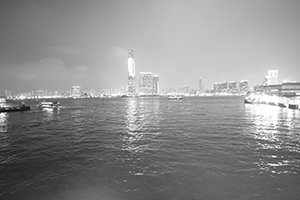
[1,97,300,200]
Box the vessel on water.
[0,101,30,113]
[168,96,183,101]
[38,101,60,109]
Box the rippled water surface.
[1,97,300,200]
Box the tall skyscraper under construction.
[127,50,136,95]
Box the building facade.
[198,77,203,93]
[127,50,136,95]
[228,81,238,93]
[152,75,159,95]
[239,80,249,94]
[264,70,278,85]
[71,86,81,97]
[139,72,153,95]
[214,80,249,94]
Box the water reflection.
[123,98,144,153]
[244,104,280,142]
[244,104,300,175]
[122,98,161,176]
[0,113,8,133]
[42,108,60,121]
[0,113,9,149]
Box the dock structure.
[244,94,300,110]
[245,81,300,110]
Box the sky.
[1,0,300,93]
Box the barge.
[0,97,30,113]
[0,105,30,113]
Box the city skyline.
[1,0,300,93]
[0,69,294,98]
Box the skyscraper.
[198,77,203,93]
[127,50,136,95]
[239,80,249,94]
[139,72,153,95]
[71,86,81,97]
[152,75,159,95]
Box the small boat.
[168,96,183,101]
[244,96,253,104]
[38,101,60,109]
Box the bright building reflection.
[122,98,162,176]
[244,104,280,142]
[0,113,9,150]
[0,113,8,133]
[42,107,60,121]
[244,104,300,175]
[123,98,144,153]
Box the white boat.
[168,96,183,100]
[38,101,60,108]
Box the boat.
[244,96,254,104]
[168,96,183,101]
[0,101,30,113]
[38,101,60,109]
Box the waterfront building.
[260,81,300,97]
[213,82,219,93]
[54,91,59,97]
[213,80,249,94]
[152,75,159,95]
[219,82,229,93]
[32,90,47,98]
[71,86,81,97]
[0,90,6,107]
[4,90,12,99]
[239,80,249,94]
[178,86,195,96]
[127,50,136,95]
[228,81,238,94]
[139,72,153,95]
[264,70,278,85]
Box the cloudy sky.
[1,0,300,93]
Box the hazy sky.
[1,0,300,93]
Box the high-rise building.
[213,82,219,93]
[228,81,238,93]
[139,72,153,95]
[239,80,249,93]
[152,75,159,95]
[71,86,81,97]
[199,77,203,93]
[4,90,12,99]
[127,50,136,95]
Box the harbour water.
[1,96,300,200]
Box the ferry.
[168,96,183,101]
[38,101,60,109]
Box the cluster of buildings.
[254,70,300,97]
[4,87,102,100]
[213,80,249,94]
[4,48,300,100]
[245,70,300,110]
[127,50,160,96]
